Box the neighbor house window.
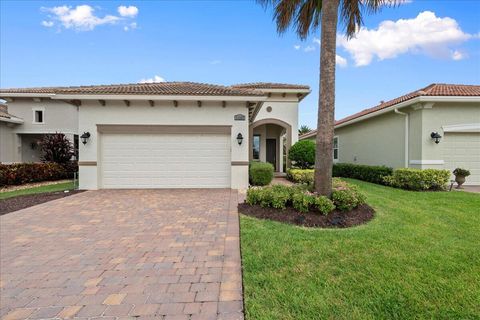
[333,136,339,161]
[32,108,44,124]
[253,135,260,160]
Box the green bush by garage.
[249,162,274,186]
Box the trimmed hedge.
[383,168,450,191]
[286,168,314,185]
[0,162,75,186]
[333,163,393,185]
[249,161,274,186]
[332,178,366,211]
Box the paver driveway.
[0,189,243,320]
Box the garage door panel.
[442,132,480,185]
[101,133,231,188]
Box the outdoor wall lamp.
[80,132,91,145]
[236,133,244,145]
[430,132,442,144]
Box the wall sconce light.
[430,132,442,144]
[80,132,91,145]
[236,133,243,145]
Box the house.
[300,84,480,185]
[0,95,79,163]
[0,82,310,189]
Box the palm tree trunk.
[314,0,339,196]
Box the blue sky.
[1,0,479,127]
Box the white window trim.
[333,135,339,163]
[32,107,45,124]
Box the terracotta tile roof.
[0,82,265,97]
[0,104,22,121]
[300,83,480,139]
[231,82,310,90]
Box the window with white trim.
[32,108,45,124]
[333,136,339,161]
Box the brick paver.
[0,189,243,319]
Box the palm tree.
[298,124,312,135]
[258,0,398,196]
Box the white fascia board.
[442,123,480,133]
[419,96,480,103]
[0,93,55,98]
[0,117,24,124]
[52,94,268,102]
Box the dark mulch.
[238,203,375,228]
[0,190,84,216]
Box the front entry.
[266,138,276,171]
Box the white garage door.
[101,133,231,188]
[442,132,480,185]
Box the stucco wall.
[419,103,480,163]
[0,122,21,163]
[255,94,299,144]
[78,100,249,190]
[335,111,406,168]
[6,98,78,135]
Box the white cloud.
[42,5,119,31]
[124,22,137,31]
[304,45,315,52]
[41,20,54,27]
[293,45,301,50]
[139,75,166,83]
[118,5,138,18]
[336,54,348,67]
[451,50,466,61]
[42,4,139,31]
[338,11,474,66]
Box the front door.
[266,139,276,171]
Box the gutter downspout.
[394,108,409,167]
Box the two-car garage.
[99,126,232,189]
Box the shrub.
[453,168,470,177]
[313,196,336,215]
[383,168,450,191]
[292,192,316,213]
[286,168,314,184]
[333,163,393,185]
[249,162,274,186]
[40,133,74,164]
[245,180,361,214]
[288,140,315,169]
[0,163,68,186]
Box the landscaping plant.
[288,140,316,169]
[249,162,274,186]
[40,132,75,164]
[383,168,450,191]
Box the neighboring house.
[300,84,480,185]
[0,96,79,163]
[0,82,310,189]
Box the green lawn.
[0,181,75,200]
[240,179,480,320]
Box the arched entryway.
[249,118,292,172]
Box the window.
[32,108,44,124]
[333,136,339,161]
[253,135,260,160]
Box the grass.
[240,179,480,320]
[0,181,75,200]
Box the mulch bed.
[0,190,84,216]
[238,203,375,228]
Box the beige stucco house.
[0,82,310,189]
[0,100,79,163]
[300,84,480,185]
